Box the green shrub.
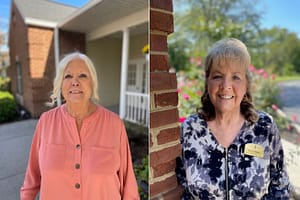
[0,91,16,123]
[134,156,148,200]
[0,77,10,91]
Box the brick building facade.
[150,0,182,199]
[9,1,84,117]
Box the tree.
[168,40,190,71]
[169,0,264,71]
[259,27,300,75]
[0,32,4,49]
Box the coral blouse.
[20,104,139,200]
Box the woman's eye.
[233,75,241,80]
[212,75,222,79]
[64,74,72,79]
[79,74,88,78]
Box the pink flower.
[179,117,186,123]
[177,88,182,93]
[262,72,268,79]
[196,91,202,96]
[272,104,279,111]
[178,81,185,88]
[271,74,276,80]
[189,57,195,64]
[291,114,298,122]
[257,68,265,75]
[182,93,190,100]
[196,57,201,66]
[248,65,257,72]
[287,124,292,131]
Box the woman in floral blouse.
[176,38,291,199]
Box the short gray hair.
[48,52,99,106]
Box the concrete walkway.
[282,133,300,200]
[0,119,38,200]
[279,80,300,199]
[279,80,300,120]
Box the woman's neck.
[214,110,244,127]
[65,101,95,121]
[208,110,245,148]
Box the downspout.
[119,28,129,119]
[54,26,61,106]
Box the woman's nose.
[220,78,232,90]
[72,79,79,86]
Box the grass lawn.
[275,75,300,83]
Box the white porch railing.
[125,91,149,125]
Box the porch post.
[119,28,130,119]
[54,27,61,106]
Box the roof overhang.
[25,18,57,28]
[58,0,148,41]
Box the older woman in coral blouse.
[20,52,139,200]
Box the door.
[127,59,148,93]
[125,59,148,124]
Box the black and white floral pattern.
[176,111,290,200]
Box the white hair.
[48,52,99,106]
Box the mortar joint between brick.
[151,89,178,95]
[150,122,179,133]
[150,51,169,56]
[150,30,169,36]
[150,7,173,15]
[150,105,178,113]
[150,140,180,153]
[149,171,175,184]
[152,186,181,200]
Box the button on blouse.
[20,104,139,200]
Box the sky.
[261,0,300,35]
[1,0,300,50]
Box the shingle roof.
[13,0,77,23]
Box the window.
[15,61,23,95]
[127,64,137,86]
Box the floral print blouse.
[176,111,290,200]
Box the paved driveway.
[278,80,300,198]
[0,119,38,200]
[279,80,300,120]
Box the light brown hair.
[198,38,258,123]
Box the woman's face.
[207,60,247,115]
[61,59,93,104]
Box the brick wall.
[59,30,85,58]
[28,26,55,117]
[9,2,31,111]
[9,2,56,117]
[150,0,182,199]
[9,1,86,117]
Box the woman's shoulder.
[39,106,62,120]
[182,113,206,127]
[256,110,274,125]
[96,105,123,123]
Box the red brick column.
[150,0,182,199]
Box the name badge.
[244,143,264,158]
